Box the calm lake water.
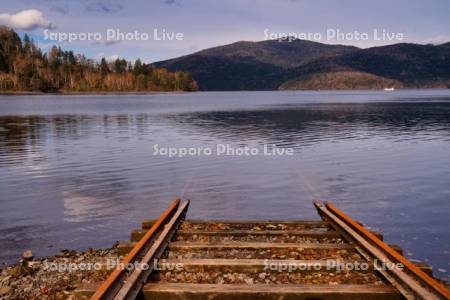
[0,90,449,278]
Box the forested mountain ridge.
[153,39,359,90]
[180,39,359,68]
[154,39,450,90]
[0,27,198,93]
[2,25,448,92]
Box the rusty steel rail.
[314,201,450,300]
[90,198,187,300]
[114,200,189,299]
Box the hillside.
[325,43,450,87]
[153,39,358,90]
[154,39,450,90]
[279,71,404,90]
[191,40,359,68]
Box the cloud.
[51,5,69,15]
[91,39,121,46]
[107,54,120,61]
[0,9,53,30]
[424,35,450,45]
[85,1,123,13]
[164,0,181,5]
[95,53,120,61]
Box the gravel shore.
[0,246,118,299]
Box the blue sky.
[1,0,449,63]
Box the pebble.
[156,270,383,285]
[22,250,33,261]
[0,246,118,299]
[0,286,12,296]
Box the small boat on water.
[384,87,395,91]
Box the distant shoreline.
[0,87,448,96]
[0,90,192,96]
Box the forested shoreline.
[0,27,198,93]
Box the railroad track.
[75,198,450,300]
[314,202,450,300]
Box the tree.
[99,58,109,79]
[0,27,198,92]
[113,58,127,74]
[48,46,61,71]
[133,59,143,76]
[136,74,147,90]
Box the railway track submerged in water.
[75,198,450,300]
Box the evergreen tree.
[99,58,109,78]
[133,59,143,76]
[0,27,198,93]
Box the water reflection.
[168,103,450,145]
[0,92,449,280]
[0,114,154,166]
[1,102,450,165]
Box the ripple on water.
[0,92,449,277]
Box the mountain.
[153,39,359,90]
[153,40,450,90]
[188,40,359,68]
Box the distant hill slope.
[153,40,358,90]
[191,40,359,68]
[282,43,450,90]
[279,71,404,90]
[153,39,450,90]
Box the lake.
[0,90,449,279]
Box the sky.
[0,0,449,63]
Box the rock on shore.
[0,246,119,299]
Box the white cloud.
[0,9,53,30]
[95,53,120,61]
[424,35,450,45]
[107,54,120,61]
